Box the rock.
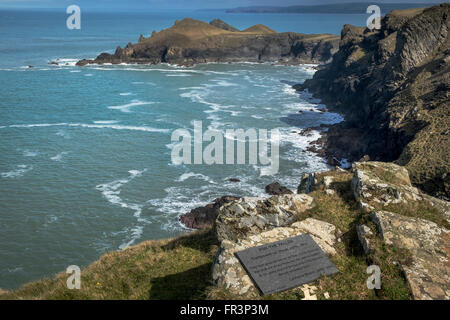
[369,211,450,300]
[75,59,90,67]
[325,189,335,196]
[264,182,293,195]
[179,196,239,230]
[76,18,339,67]
[49,61,58,65]
[228,178,241,183]
[215,194,315,242]
[211,218,339,296]
[297,172,316,194]
[322,176,334,188]
[359,155,370,162]
[356,224,373,255]
[326,155,340,167]
[351,161,450,222]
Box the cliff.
[296,4,450,199]
[76,18,340,66]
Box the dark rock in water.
[179,196,239,230]
[296,4,450,199]
[49,61,58,65]
[76,59,90,66]
[76,18,339,67]
[265,182,293,195]
[228,178,241,182]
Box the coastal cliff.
[76,18,340,66]
[296,4,450,199]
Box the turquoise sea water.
[0,9,365,289]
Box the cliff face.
[77,18,340,66]
[297,4,449,199]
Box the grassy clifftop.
[0,169,413,300]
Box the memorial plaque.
[235,234,338,295]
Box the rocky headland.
[294,4,449,199]
[75,18,340,66]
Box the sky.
[0,0,439,10]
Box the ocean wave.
[50,151,69,162]
[96,169,148,249]
[107,100,154,113]
[21,149,38,157]
[0,122,169,133]
[1,165,33,178]
[177,172,215,183]
[93,120,118,124]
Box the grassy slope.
[0,170,412,300]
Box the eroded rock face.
[351,161,450,222]
[211,218,339,296]
[215,194,315,242]
[368,211,450,300]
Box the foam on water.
[107,100,154,113]
[95,169,149,249]
[1,164,33,178]
[50,151,69,162]
[1,122,169,133]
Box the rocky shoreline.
[293,4,450,199]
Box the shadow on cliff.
[148,263,212,299]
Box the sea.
[0,9,367,289]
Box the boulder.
[351,162,450,222]
[297,172,316,194]
[215,194,315,242]
[367,211,450,300]
[264,182,293,195]
[212,218,339,296]
[356,224,373,255]
[179,196,239,230]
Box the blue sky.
[0,0,439,10]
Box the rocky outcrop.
[351,161,450,223]
[215,194,315,242]
[296,4,450,199]
[77,18,339,66]
[179,196,239,230]
[212,218,339,296]
[264,182,293,195]
[359,211,450,300]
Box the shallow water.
[0,9,362,289]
